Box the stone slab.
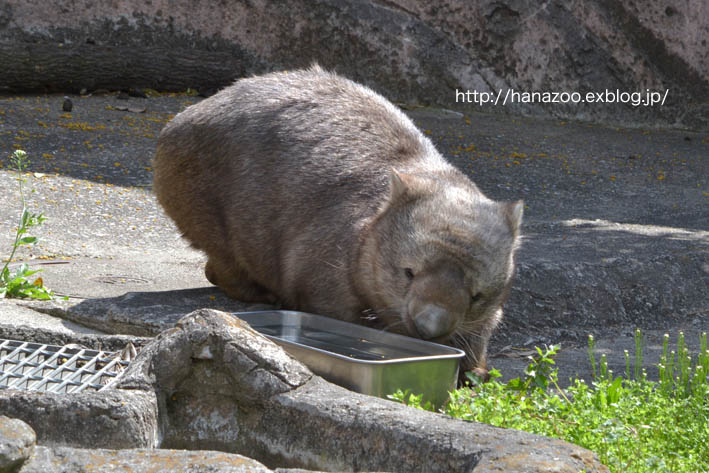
[0,389,158,450]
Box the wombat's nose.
[413,304,455,340]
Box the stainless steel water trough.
[235,311,465,406]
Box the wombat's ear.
[390,169,409,201]
[503,200,524,237]
[389,168,426,202]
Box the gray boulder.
[0,308,608,472]
[0,416,35,473]
[116,308,609,473]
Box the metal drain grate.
[0,339,132,394]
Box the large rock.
[115,308,315,452]
[0,307,607,472]
[0,0,706,128]
[260,377,607,473]
[0,416,35,473]
[115,308,609,473]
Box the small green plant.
[391,331,709,473]
[0,150,53,300]
[657,331,709,399]
[387,389,434,412]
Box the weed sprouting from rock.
[1,150,54,300]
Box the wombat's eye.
[470,293,482,304]
[404,268,415,280]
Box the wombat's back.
[156,65,449,215]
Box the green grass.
[390,330,709,473]
[1,150,54,300]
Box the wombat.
[153,65,523,380]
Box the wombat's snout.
[412,304,456,340]
[407,265,467,340]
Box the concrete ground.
[0,91,706,388]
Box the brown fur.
[153,65,523,379]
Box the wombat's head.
[358,170,522,372]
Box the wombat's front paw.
[205,259,279,304]
[458,366,490,387]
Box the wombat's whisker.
[457,317,496,333]
[363,306,406,331]
[452,334,480,365]
[454,329,485,343]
